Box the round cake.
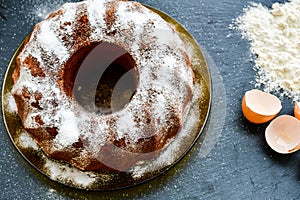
[11,0,194,172]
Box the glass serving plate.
[1,5,211,191]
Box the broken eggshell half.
[242,89,282,124]
[265,115,300,154]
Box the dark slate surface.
[1,0,300,199]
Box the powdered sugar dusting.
[54,110,80,148]
[12,67,70,130]
[37,21,70,62]
[3,92,17,114]
[17,131,39,150]
[33,1,67,20]
[130,82,204,178]
[12,0,195,171]
[44,159,97,187]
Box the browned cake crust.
[11,0,194,172]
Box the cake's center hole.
[68,42,138,114]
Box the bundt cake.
[11,0,194,172]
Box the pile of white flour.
[234,0,300,100]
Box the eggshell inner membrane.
[245,89,282,116]
[265,115,300,154]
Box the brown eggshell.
[242,89,282,124]
[265,115,300,154]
